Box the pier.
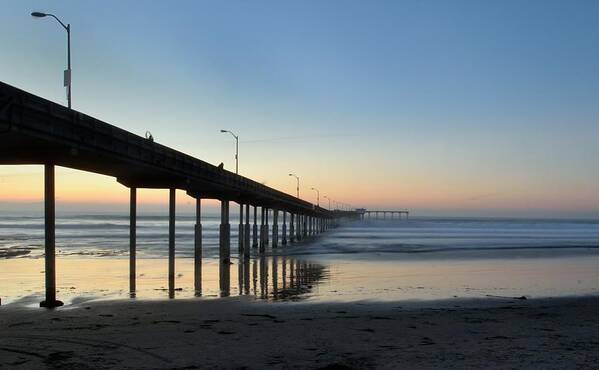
[0,81,359,308]
[359,210,410,220]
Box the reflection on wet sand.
[198,255,328,301]
[0,256,328,306]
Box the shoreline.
[2,295,599,368]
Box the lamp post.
[310,187,320,207]
[31,11,71,109]
[220,129,239,174]
[289,173,300,198]
[323,195,332,210]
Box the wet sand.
[2,296,599,369]
[2,255,599,305]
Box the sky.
[1,0,599,217]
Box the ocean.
[2,215,599,260]
[1,215,599,305]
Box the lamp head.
[31,12,47,17]
[220,129,227,133]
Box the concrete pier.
[194,198,202,295]
[0,82,365,306]
[129,187,136,295]
[168,188,176,298]
[219,200,231,297]
[363,210,410,220]
[282,211,287,245]
[40,164,63,308]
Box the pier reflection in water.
[0,256,328,305]
[218,255,328,301]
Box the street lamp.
[323,195,332,210]
[288,173,300,198]
[310,187,320,207]
[220,129,239,174]
[31,11,71,109]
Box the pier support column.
[282,211,287,245]
[252,206,258,248]
[168,188,176,298]
[290,213,295,243]
[219,200,231,297]
[303,214,308,238]
[40,164,63,308]
[272,209,279,248]
[238,203,244,256]
[244,204,250,258]
[265,208,270,246]
[298,214,302,241]
[129,187,137,295]
[194,198,202,295]
[259,207,266,253]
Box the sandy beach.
[2,295,599,369]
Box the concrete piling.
[219,199,231,297]
[238,203,244,256]
[129,187,137,295]
[259,207,266,253]
[168,188,176,298]
[296,214,301,241]
[272,209,279,248]
[303,214,308,238]
[289,213,295,243]
[194,198,202,295]
[282,211,287,245]
[244,204,250,258]
[265,208,270,246]
[252,205,258,248]
[40,164,63,308]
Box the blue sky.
[1,0,599,217]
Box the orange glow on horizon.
[1,165,598,215]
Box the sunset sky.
[1,0,599,217]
